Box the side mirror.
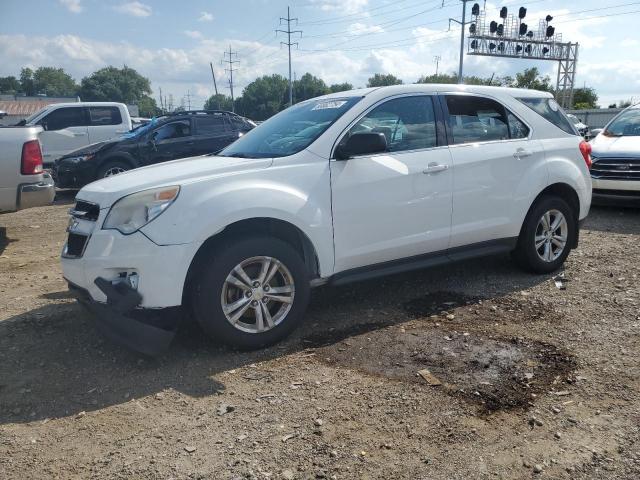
[41,121,48,131]
[335,132,388,160]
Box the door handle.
[513,148,532,159]
[73,132,87,137]
[422,162,449,174]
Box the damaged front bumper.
[67,277,180,356]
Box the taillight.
[579,140,592,170]
[21,140,43,175]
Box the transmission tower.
[222,46,239,112]
[277,6,302,107]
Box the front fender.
[141,168,334,276]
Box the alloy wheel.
[535,209,568,263]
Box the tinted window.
[446,95,510,144]
[153,120,191,141]
[194,115,228,134]
[343,96,437,153]
[89,106,122,126]
[604,108,640,137]
[229,115,253,131]
[508,111,529,139]
[39,107,86,130]
[518,97,577,135]
[220,96,361,159]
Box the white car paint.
[24,102,132,164]
[61,84,592,309]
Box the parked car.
[52,110,255,189]
[0,125,55,214]
[589,103,640,200]
[61,85,592,355]
[17,102,132,167]
[567,113,591,139]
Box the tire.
[96,160,131,179]
[190,236,310,349]
[513,195,576,274]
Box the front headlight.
[103,186,180,235]
[64,154,95,164]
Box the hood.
[77,154,273,208]
[60,140,118,158]
[591,134,640,158]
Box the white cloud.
[58,0,82,13]
[348,22,384,35]
[313,0,368,15]
[184,30,203,40]
[114,1,152,18]
[198,11,214,22]
[620,38,639,47]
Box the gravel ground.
[0,197,639,479]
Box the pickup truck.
[18,102,132,167]
[0,126,55,213]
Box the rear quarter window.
[88,106,122,126]
[518,97,577,135]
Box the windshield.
[120,116,162,138]
[24,106,51,124]
[219,96,362,158]
[604,108,640,137]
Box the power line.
[222,45,239,112]
[277,6,302,107]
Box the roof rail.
[168,109,236,116]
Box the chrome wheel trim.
[220,256,295,334]
[104,166,126,177]
[535,209,568,263]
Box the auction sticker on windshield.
[312,100,348,110]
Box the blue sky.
[1,0,639,108]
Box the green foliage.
[572,88,598,109]
[204,94,234,112]
[136,95,160,117]
[19,68,35,96]
[329,82,353,93]
[79,66,152,104]
[512,67,553,92]
[294,73,329,102]
[17,67,78,96]
[0,75,20,94]
[416,72,511,86]
[367,73,403,87]
[235,74,289,121]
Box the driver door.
[143,119,194,165]
[330,95,453,272]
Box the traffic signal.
[497,24,504,36]
[546,25,555,37]
[546,15,553,22]
[490,21,498,33]
[500,7,507,19]
[489,42,496,50]
[497,42,505,52]
[472,3,480,16]
[519,23,528,36]
[519,7,527,19]
[542,47,550,54]
[469,23,477,34]
[471,39,478,49]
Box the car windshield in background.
[604,108,640,137]
[219,97,362,158]
[120,117,161,138]
[518,97,577,135]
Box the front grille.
[65,232,89,258]
[591,158,640,181]
[70,200,100,221]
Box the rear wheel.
[513,195,576,273]
[97,160,131,179]
[190,236,310,349]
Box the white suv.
[61,85,592,354]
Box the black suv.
[52,110,255,188]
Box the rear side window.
[89,106,122,126]
[194,115,228,134]
[229,115,253,131]
[445,95,510,144]
[518,97,577,135]
[39,107,86,130]
[344,95,438,153]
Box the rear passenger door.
[193,114,237,154]
[37,106,89,164]
[442,93,547,249]
[87,106,128,144]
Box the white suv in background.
[61,85,592,354]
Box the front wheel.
[190,236,310,349]
[97,160,131,179]
[513,195,576,274]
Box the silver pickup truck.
[0,126,56,214]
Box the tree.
[367,73,403,87]
[30,67,78,96]
[572,87,598,109]
[20,68,35,96]
[512,67,553,92]
[204,94,235,112]
[416,72,511,86]
[329,82,353,93]
[79,66,152,104]
[294,73,329,102]
[0,76,20,94]
[136,95,160,117]
[235,74,289,120]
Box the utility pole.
[159,86,164,113]
[222,45,239,112]
[433,55,441,76]
[277,6,302,107]
[184,90,192,111]
[210,62,220,109]
[447,0,472,84]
